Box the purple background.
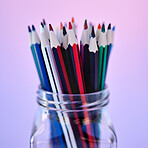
[0,0,148,147]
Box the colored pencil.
[80,31,84,71]
[40,24,77,148]
[88,25,101,142]
[98,24,108,90]
[28,26,44,88]
[101,24,108,90]
[81,20,91,92]
[105,23,112,80]
[89,26,98,92]
[80,20,90,87]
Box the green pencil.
[98,24,107,90]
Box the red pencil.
[68,22,96,148]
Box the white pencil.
[40,24,77,148]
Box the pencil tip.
[43,19,46,25]
[60,22,63,30]
[108,23,111,30]
[63,26,67,36]
[32,25,35,31]
[112,26,115,31]
[71,17,74,23]
[98,23,101,29]
[69,22,72,30]
[28,26,31,32]
[102,24,105,33]
[41,22,44,28]
[91,26,95,38]
[40,23,44,32]
[49,24,53,31]
[84,19,88,30]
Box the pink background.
[0,0,148,147]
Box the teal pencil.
[28,26,45,88]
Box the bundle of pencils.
[28,18,115,148]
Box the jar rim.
[37,85,108,97]
[37,85,109,111]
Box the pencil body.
[83,44,91,92]
[34,43,51,91]
[30,44,45,88]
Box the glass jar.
[30,87,117,148]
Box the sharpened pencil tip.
[40,24,44,33]
[63,26,67,36]
[43,19,46,25]
[108,23,111,30]
[71,17,74,23]
[84,19,88,30]
[91,26,95,38]
[98,23,101,29]
[28,26,31,32]
[49,24,53,31]
[60,22,63,30]
[84,19,87,26]
[102,24,105,33]
[41,22,44,28]
[112,26,115,31]
[32,25,35,31]
[69,22,72,30]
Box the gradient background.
[0,0,148,147]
